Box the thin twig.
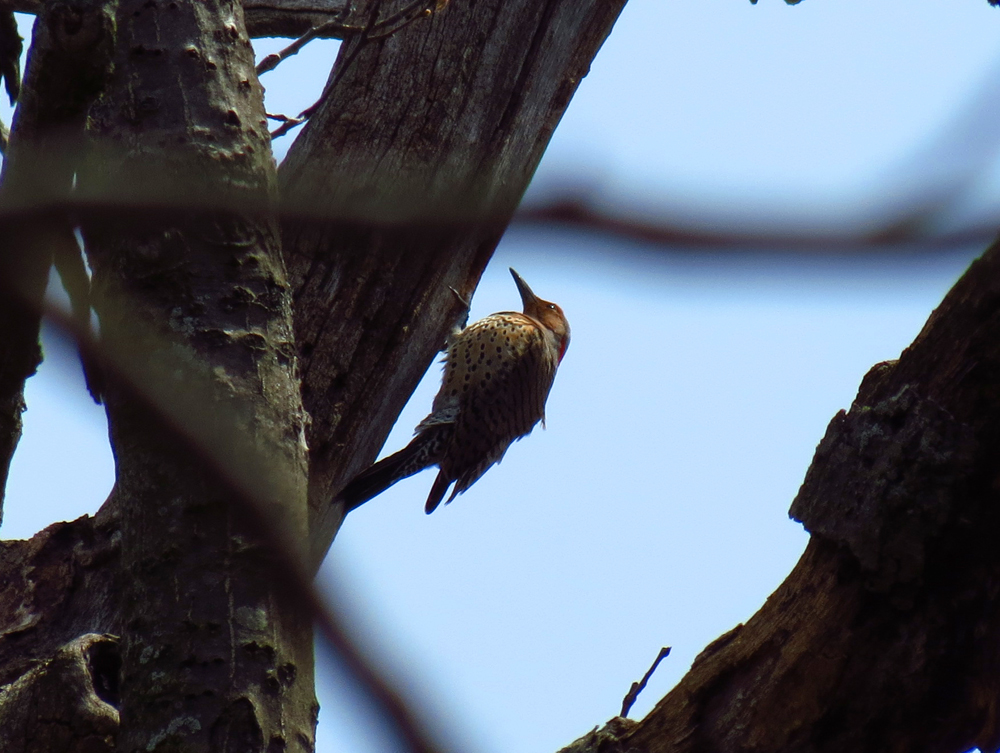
[269,0,440,140]
[620,647,671,718]
[256,0,434,77]
[269,0,383,140]
[365,0,435,40]
[255,14,352,77]
[265,112,307,127]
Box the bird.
[337,267,570,514]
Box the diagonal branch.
[275,0,631,567]
[561,238,1000,752]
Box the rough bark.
[0,0,628,747]
[0,633,119,753]
[75,0,316,750]
[560,242,1000,753]
[279,0,628,566]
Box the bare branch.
[0,10,21,104]
[255,0,435,77]
[1,192,997,256]
[1,0,359,39]
[514,194,997,252]
[565,238,1000,752]
[620,647,670,719]
[255,15,350,77]
[266,0,440,140]
[245,0,356,38]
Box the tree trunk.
[76,0,316,749]
[3,0,999,744]
[0,0,627,750]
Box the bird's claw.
[448,286,471,310]
[445,286,471,349]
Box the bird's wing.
[442,313,557,494]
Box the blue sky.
[3,1,1000,752]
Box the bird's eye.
[547,303,556,310]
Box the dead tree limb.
[561,240,1000,753]
[277,0,629,566]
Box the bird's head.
[510,268,570,362]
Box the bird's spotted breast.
[337,269,567,514]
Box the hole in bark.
[86,637,122,708]
[211,697,264,751]
[278,662,296,686]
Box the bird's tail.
[337,433,438,512]
[424,471,453,515]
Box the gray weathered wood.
[277,0,628,565]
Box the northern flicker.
[337,268,570,514]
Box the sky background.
[3,1,1000,752]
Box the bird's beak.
[510,268,540,310]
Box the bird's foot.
[445,285,471,348]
